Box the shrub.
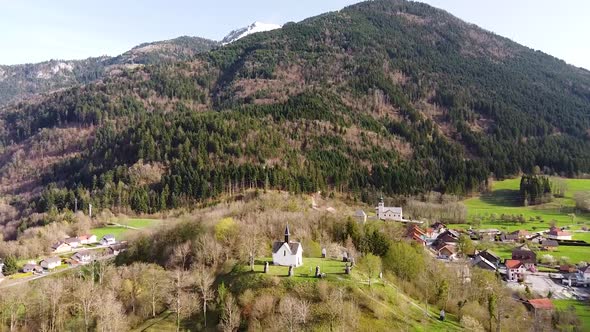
[460,315,485,332]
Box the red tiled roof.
[505,259,522,269]
[411,234,426,243]
[528,298,554,310]
[408,225,425,236]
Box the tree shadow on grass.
[479,189,521,207]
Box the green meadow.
[553,300,590,331]
[91,218,162,240]
[457,178,590,264]
[461,178,590,235]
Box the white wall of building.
[272,243,303,267]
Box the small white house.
[72,251,93,264]
[505,260,526,282]
[546,226,572,240]
[78,234,97,245]
[51,242,72,254]
[100,234,116,246]
[64,237,80,248]
[577,266,590,286]
[40,257,62,270]
[272,225,303,267]
[375,198,403,221]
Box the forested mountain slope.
[0,36,218,108]
[1,0,590,235]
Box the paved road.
[505,272,590,300]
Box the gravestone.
[288,265,294,277]
[379,271,383,279]
[350,257,355,267]
[315,265,321,278]
[264,261,269,274]
[342,252,349,262]
[345,263,351,275]
[321,248,327,258]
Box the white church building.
[272,224,303,267]
[375,197,403,221]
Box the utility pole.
[75,198,78,213]
[88,203,92,219]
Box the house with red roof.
[546,226,572,240]
[406,225,427,246]
[435,242,457,259]
[525,298,554,312]
[505,259,526,282]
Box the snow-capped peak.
[221,21,282,45]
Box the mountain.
[0,36,218,108]
[221,21,282,44]
[1,0,590,236]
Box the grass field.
[463,178,590,233]
[459,178,590,264]
[90,226,129,240]
[91,218,162,240]
[251,257,349,281]
[553,299,590,331]
[117,218,161,229]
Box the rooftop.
[505,259,523,269]
[527,298,554,310]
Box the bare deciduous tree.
[70,278,97,332]
[193,266,215,327]
[218,293,241,332]
[279,296,309,332]
[166,269,196,332]
[95,290,128,332]
[142,264,169,318]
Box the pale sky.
[0,0,589,70]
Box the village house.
[51,241,72,254]
[472,249,501,270]
[559,264,577,274]
[435,242,457,259]
[433,229,460,247]
[40,257,62,270]
[474,229,500,241]
[64,237,81,248]
[546,226,572,240]
[78,234,98,245]
[472,255,497,270]
[22,263,43,273]
[505,259,526,282]
[108,242,129,256]
[512,244,537,270]
[540,239,558,251]
[72,250,93,264]
[576,265,590,287]
[510,229,531,240]
[525,298,554,312]
[354,210,367,224]
[499,232,519,243]
[100,234,116,246]
[528,233,544,244]
[406,225,427,246]
[272,225,303,267]
[375,198,403,221]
